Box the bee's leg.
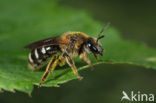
[80,52,94,70]
[93,53,98,61]
[58,56,66,67]
[39,55,59,87]
[63,53,83,80]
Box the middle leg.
[63,53,83,80]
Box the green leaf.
[0,0,156,94]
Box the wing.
[24,36,65,50]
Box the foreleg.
[79,52,94,70]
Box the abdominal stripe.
[28,45,61,68]
[30,49,40,65]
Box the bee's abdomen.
[28,45,61,70]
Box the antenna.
[97,22,110,42]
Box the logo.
[121,91,155,102]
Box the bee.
[24,23,110,87]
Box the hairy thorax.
[60,32,89,58]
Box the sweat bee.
[24,23,110,87]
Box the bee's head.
[84,23,110,56]
[85,38,104,55]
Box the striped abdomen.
[28,45,61,70]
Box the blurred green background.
[0,0,156,103]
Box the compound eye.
[87,43,98,52]
[91,46,98,52]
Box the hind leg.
[39,55,59,87]
[58,56,66,67]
